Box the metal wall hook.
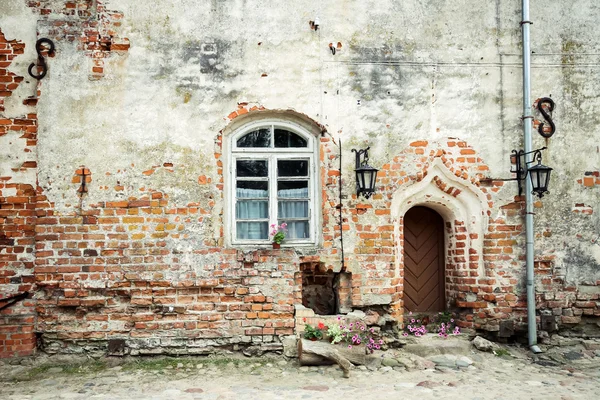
[536,97,556,138]
[28,38,55,80]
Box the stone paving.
[1,337,599,400]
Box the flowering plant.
[326,322,345,344]
[303,321,325,340]
[270,222,287,244]
[402,311,461,338]
[328,317,382,353]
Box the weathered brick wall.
[33,191,303,354]
[25,0,129,79]
[27,106,356,355]
[0,28,37,358]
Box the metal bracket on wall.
[78,168,90,196]
[28,38,55,80]
[536,97,556,138]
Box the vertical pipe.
[521,0,541,353]
[339,140,345,272]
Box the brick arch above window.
[221,107,326,139]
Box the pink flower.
[348,345,352,349]
[411,319,415,323]
[402,332,408,337]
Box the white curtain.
[236,188,268,239]
[236,187,310,240]
[278,187,309,239]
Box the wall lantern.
[510,147,552,198]
[351,147,379,198]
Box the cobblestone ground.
[1,340,599,400]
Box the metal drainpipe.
[521,0,542,354]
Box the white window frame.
[226,119,319,247]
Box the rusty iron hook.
[28,38,55,80]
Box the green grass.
[493,348,512,357]
[121,356,276,372]
[15,360,108,382]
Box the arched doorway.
[404,206,445,312]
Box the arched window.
[228,120,318,246]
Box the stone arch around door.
[388,148,491,319]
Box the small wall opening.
[300,262,336,315]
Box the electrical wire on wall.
[338,140,345,273]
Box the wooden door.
[404,206,445,312]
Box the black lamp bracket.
[351,147,370,169]
[510,146,547,196]
[351,147,377,198]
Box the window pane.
[278,201,309,218]
[237,128,271,148]
[278,160,308,177]
[236,200,268,219]
[236,222,268,240]
[278,181,309,198]
[279,220,309,239]
[237,160,268,177]
[274,129,308,148]
[237,181,268,198]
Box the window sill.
[227,243,320,253]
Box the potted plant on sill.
[270,222,287,249]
